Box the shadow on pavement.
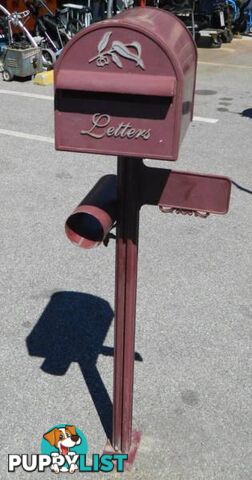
[26,291,142,441]
[240,108,252,119]
[232,180,252,194]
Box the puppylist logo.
[8,424,128,474]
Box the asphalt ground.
[1,36,252,480]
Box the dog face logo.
[43,425,84,474]
[44,426,81,455]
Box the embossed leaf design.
[111,52,123,68]
[129,42,145,69]
[136,57,145,69]
[111,41,145,69]
[98,31,112,53]
[112,41,139,61]
[129,41,142,57]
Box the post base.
[104,431,141,471]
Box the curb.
[33,70,54,86]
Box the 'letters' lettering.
[80,114,151,141]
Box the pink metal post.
[112,157,141,455]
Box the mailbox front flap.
[55,8,197,161]
[56,71,177,97]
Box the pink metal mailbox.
[54,8,197,161]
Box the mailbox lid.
[112,7,197,78]
[55,7,197,82]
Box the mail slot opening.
[55,90,172,120]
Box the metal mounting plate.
[158,171,231,215]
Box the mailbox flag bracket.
[140,164,231,215]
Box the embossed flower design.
[96,56,110,67]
